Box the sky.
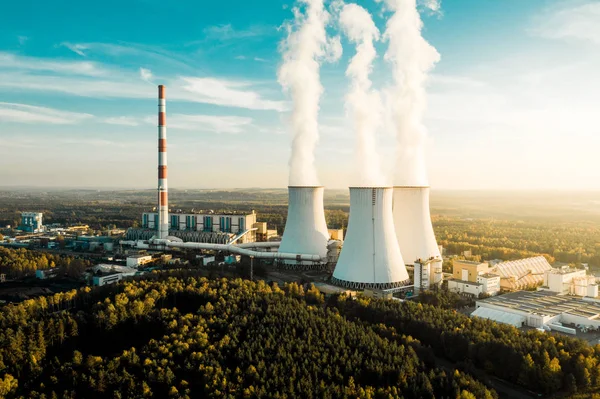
[0,0,599,190]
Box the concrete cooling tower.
[392,186,441,265]
[278,186,329,267]
[332,187,409,289]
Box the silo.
[278,186,329,266]
[392,186,441,265]
[332,187,409,289]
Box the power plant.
[278,186,329,268]
[121,83,441,294]
[332,187,409,289]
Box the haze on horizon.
[0,0,598,191]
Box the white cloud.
[140,67,153,83]
[203,24,274,40]
[177,77,287,111]
[143,114,253,134]
[0,102,93,124]
[0,52,106,76]
[253,57,268,62]
[18,36,28,45]
[533,2,600,44]
[104,116,141,126]
[0,53,285,111]
[60,42,89,56]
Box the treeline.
[0,247,89,279]
[435,217,600,266]
[0,275,496,398]
[329,294,600,396]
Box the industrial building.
[92,264,139,286]
[447,260,501,297]
[19,212,43,233]
[332,187,409,290]
[472,291,600,332]
[490,256,552,291]
[126,254,154,268]
[541,266,598,297]
[414,257,443,294]
[130,210,258,244]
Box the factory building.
[540,266,598,296]
[92,264,139,287]
[142,211,257,239]
[19,212,43,233]
[126,210,259,244]
[126,254,154,268]
[490,256,552,291]
[414,258,443,294]
[472,291,600,332]
[447,260,501,297]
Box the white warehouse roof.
[490,256,552,290]
[472,306,526,328]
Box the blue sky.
[0,0,599,189]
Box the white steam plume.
[278,0,341,186]
[340,4,385,186]
[381,0,440,186]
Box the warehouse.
[473,291,600,331]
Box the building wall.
[477,275,501,295]
[452,260,489,282]
[126,255,153,268]
[448,279,483,296]
[546,269,587,294]
[20,212,43,232]
[143,212,257,240]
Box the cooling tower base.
[331,276,410,291]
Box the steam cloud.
[340,4,385,186]
[381,0,440,186]
[279,0,341,186]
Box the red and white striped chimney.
[158,85,169,239]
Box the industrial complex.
[117,85,443,292]
[6,84,600,341]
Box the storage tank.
[278,186,329,266]
[392,186,441,265]
[332,187,409,289]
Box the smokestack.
[279,186,329,266]
[392,186,440,265]
[157,85,169,240]
[332,187,409,289]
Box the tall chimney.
[158,85,169,239]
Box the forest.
[2,273,600,397]
[0,273,496,398]
[0,247,90,279]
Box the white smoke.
[340,4,385,186]
[278,0,341,186]
[139,67,154,84]
[381,0,440,186]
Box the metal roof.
[472,307,527,327]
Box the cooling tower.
[279,186,329,266]
[332,187,409,289]
[392,186,440,265]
